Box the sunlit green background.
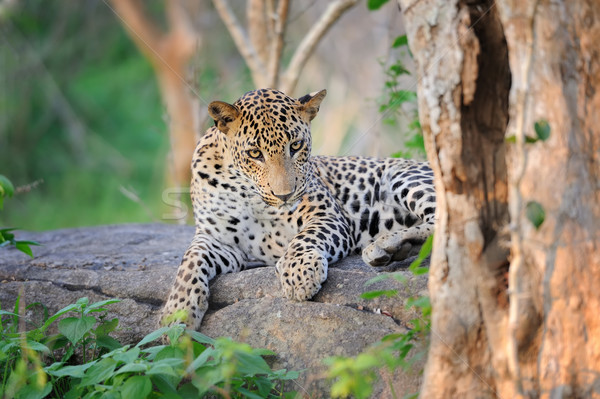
[0,1,416,231]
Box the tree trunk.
[110,0,199,192]
[398,0,600,397]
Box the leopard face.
[208,88,326,207]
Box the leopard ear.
[297,89,327,122]
[208,101,240,135]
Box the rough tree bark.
[109,0,200,191]
[212,0,358,94]
[398,0,600,397]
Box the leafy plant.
[0,296,299,398]
[0,175,40,258]
[377,33,425,159]
[326,235,433,399]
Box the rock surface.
[0,224,428,397]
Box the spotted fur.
[161,88,436,329]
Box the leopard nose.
[274,192,294,202]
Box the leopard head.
[208,88,326,208]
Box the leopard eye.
[290,140,304,154]
[247,148,263,160]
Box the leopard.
[160,88,436,330]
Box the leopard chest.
[191,169,299,265]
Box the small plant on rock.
[0,175,40,258]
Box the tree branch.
[248,0,269,66]
[213,0,267,87]
[109,0,162,65]
[267,0,289,87]
[281,0,358,93]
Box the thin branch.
[109,0,162,65]
[265,0,276,38]
[281,0,358,93]
[213,0,267,87]
[267,0,289,87]
[166,0,197,59]
[248,0,269,66]
[159,0,199,65]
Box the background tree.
[398,0,600,397]
[213,0,359,93]
[110,0,200,192]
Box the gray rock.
[0,224,427,398]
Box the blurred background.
[0,0,421,231]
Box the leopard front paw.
[276,249,328,301]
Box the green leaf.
[85,299,121,314]
[0,229,15,243]
[120,375,152,399]
[140,345,167,359]
[505,134,541,144]
[389,64,410,76]
[367,0,390,10]
[360,290,397,300]
[391,150,411,159]
[14,381,52,399]
[146,362,179,377]
[525,201,545,229]
[0,310,20,317]
[406,296,431,310]
[235,387,264,399]
[253,376,274,396]
[0,175,15,206]
[150,374,179,396]
[80,358,117,387]
[408,234,433,275]
[534,120,551,141]
[405,133,425,151]
[354,353,382,370]
[40,303,79,332]
[187,330,215,345]
[525,135,539,143]
[114,362,148,375]
[186,347,214,373]
[95,317,119,336]
[136,326,171,347]
[76,297,90,307]
[95,335,122,352]
[390,90,417,105]
[392,35,408,48]
[14,241,34,258]
[112,347,140,364]
[236,351,272,376]
[23,340,50,353]
[58,316,97,345]
[45,361,96,378]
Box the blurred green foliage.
[0,2,172,230]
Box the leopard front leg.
[276,217,352,301]
[160,231,245,330]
